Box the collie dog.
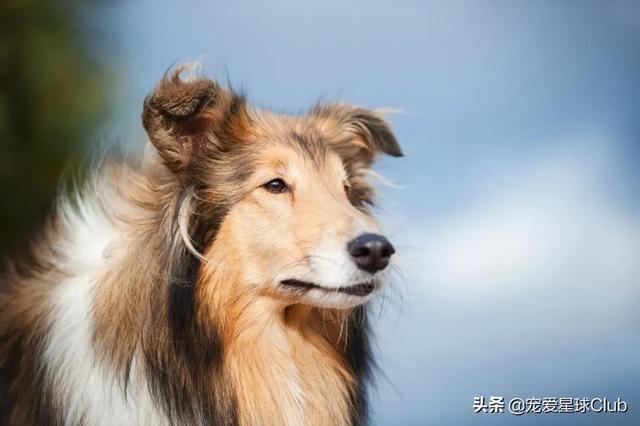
[0,68,402,426]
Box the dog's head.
[142,68,402,309]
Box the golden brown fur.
[0,66,402,425]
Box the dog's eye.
[263,178,289,194]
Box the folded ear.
[310,104,402,208]
[311,103,403,163]
[141,67,250,174]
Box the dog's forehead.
[250,111,343,172]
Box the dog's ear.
[142,67,250,174]
[311,104,402,208]
[311,104,403,163]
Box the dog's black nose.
[348,233,395,273]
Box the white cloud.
[406,137,640,329]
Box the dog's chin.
[280,279,381,309]
[303,289,378,308]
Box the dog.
[0,67,402,426]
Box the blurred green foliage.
[0,0,111,258]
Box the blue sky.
[97,1,640,424]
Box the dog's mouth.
[280,279,376,297]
